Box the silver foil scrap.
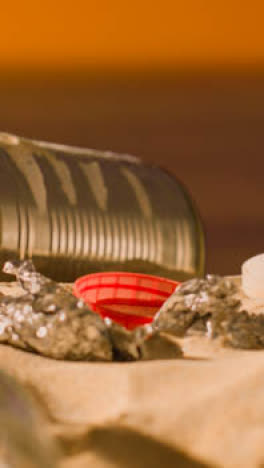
[154,274,264,349]
[154,275,240,337]
[1,261,260,359]
[0,260,182,361]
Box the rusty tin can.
[0,133,205,282]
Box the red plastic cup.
[73,272,180,329]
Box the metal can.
[0,133,205,282]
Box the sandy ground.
[1,278,264,467]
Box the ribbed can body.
[0,133,205,282]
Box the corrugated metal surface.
[0,134,205,281]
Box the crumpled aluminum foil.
[0,260,182,361]
[3,261,260,356]
[154,274,264,349]
[154,275,240,336]
[0,260,113,361]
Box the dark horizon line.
[0,64,264,81]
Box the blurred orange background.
[1,1,264,69]
[0,1,264,276]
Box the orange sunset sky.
[0,1,264,69]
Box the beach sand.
[0,278,264,468]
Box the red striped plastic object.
[73,272,180,329]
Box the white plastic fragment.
[242,253,264,299]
